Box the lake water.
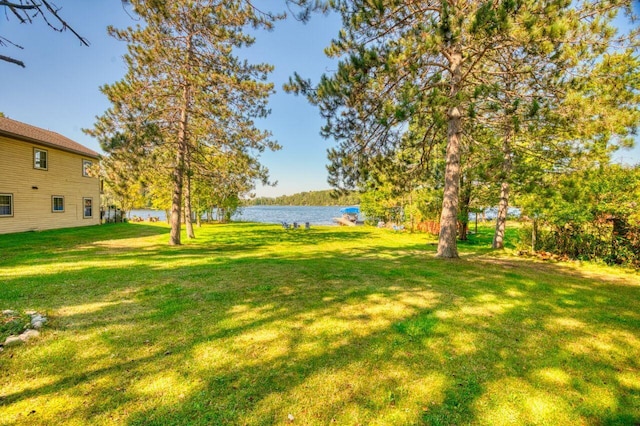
[235,205,348,225]
[129,205,516,225]
[130,205,350,226]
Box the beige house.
[0,116,101,234]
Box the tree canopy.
[88,0,279,245]
[288,0,640,258]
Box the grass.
[0,221,639,425]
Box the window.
[0,194,13,217]
[83,197,93,218]
[52,196,64,213]
[82,159,93,177]
[34,148,48,170]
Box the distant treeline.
[246,190,360,206]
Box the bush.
[518,220,640,267]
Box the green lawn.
[1,222,639,425]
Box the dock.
[333,217,356,226]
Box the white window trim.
[82,159,93,177]
[34,148,48,170]
[83,197,93,219]
[52,195,65,213]
[0,193,13,217]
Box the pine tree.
[88,0,279,245]
[291,1,559,257]
[484,1,639,249]
[290,0,639,258]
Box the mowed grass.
[0,222,639,425]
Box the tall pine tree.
[290,0,638,258]
[88,0,278,245]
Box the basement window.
[83,197,93,218]
[52,196,64,213]
[0,194,13,217]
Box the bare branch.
[0,1,38,9]
[1,0,89,66]
[38,0,90,46]
[0,35,24,49]
[0,53,25,67]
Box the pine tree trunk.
[493,131,513,249]
[169,140,185,245]
[169,34,193,245]
[169,89,190,245]
[185,165,195,239]
[184,35,196,240]
[493,181,509,248]
[459,174,471,241]
[437,49,462,259]
[409,192,414,233]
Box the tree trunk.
[458,174,471,241]
[169,140,185,245]
[492,181,510,249]
[169,34,193,245]
[459,218,468,241]
[185,166,195,239]
[437,49,463,259]
[531,218,538,251]
[169,87,190,244]
[611,217,629,263]
[409,193,414,233]
[493,130,513,249]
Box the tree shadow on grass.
[0,223,170,266]
[1,223,378,273]
[0,225,639,425]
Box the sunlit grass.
[0,222,639,425]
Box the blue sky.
[1,1,342,197]
[1,2,638,197]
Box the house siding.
[0,135,100,234]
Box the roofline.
[0,129,100,159]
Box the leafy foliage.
[288,0,640,258]
[519,164,640,266]
[87,0,279,244]
[360,185,443,228]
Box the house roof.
[0,116,100,159]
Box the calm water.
[129,205,515,225]
[235,205,347,225]
[130,205,350,226]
